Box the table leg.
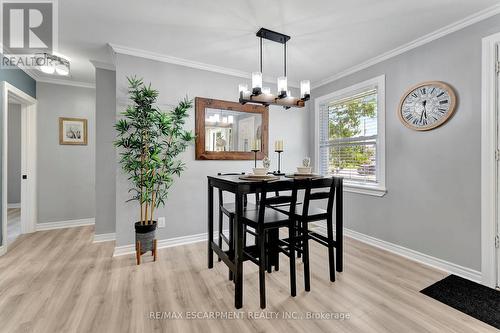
[335,178,343,272]
[208,181,214,269]
[234,193,244,309]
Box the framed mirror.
[195,97,268,160]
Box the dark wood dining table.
[207,174,344,309]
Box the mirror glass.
[204,108,262,152]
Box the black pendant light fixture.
[239,28,310,109]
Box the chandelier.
[239,28,310,109]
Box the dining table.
[207,174,344,309]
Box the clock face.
[398,81,456,131]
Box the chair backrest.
[301,177,336,217]
[257,180,301,225]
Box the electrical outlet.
[158,217,166,228]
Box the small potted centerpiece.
[115,76,194,264]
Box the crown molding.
[89,59,115,71]
[18,66,95,89]
[311,3,500,89]
[36,76,95,89]
[108,43,300,88]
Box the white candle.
[252,139,260,151]
[275,140,284,151]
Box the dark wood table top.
[207,174,342,193]
[207,174,338,183]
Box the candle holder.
[273,150,285,176]
[251,149,259,168]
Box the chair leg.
[228,216,234,281]
[273,229,280,272]
[259,228,266,309]
[326,216,335,282]
[296,220,302,259]
[288,220,297,297]
[218,208,223,262]
[302,221,310,291]
[266,231,272,273]
[243,225,247,247]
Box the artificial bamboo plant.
[115,76,194,225]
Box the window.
[315,75,386,196]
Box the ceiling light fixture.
[239,28,310,109]
[36,53,70,76]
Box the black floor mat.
[421,275,500,329]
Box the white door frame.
[1,81,37,253]
[481,32,500,288]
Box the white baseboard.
[0,245,6,256]
[36,218,95,231]
[93,232,116,243]
[113,229,229,257]
[113,232,207,257]
[7,203,20,209]
[312,222,482,283]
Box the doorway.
[1,82,37,253]
[7,101,22,245]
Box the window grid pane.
[319,88,378,185]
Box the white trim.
[313,222,482,283]
[108,43,299,88]
[36,76,95,89]
[2,82,37,252]
[312,4,500,89]
[481,32,500,288]
[35,218,95,231]
[344,184,387,197]
[93,232,116,243]
[113,231,207,257]
[89,60,115,71]
[314,75,386,197]
[7,203,20,209]
[20,68,95,89]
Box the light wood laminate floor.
[0,226,496,333]
[7,208,21,245]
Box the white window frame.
[314,75,386,197]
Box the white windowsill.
[343,183,387,197]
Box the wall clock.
[398,81,457,131]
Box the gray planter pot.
[135,221,157,254]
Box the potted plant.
[115,76,194,263]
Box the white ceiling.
[39,0,500,86]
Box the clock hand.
[422,100,428,119]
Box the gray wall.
[37,82,95,223]
[114,54,309,246]
[95,68,116,234]
[7,103,21,204]
[0,64,35,246]
[309,14,500,271]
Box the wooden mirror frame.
[195,97,269,160]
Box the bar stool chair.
[240,180,300,309]
[271,177,337,291]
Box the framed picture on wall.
[59,117,88,145]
